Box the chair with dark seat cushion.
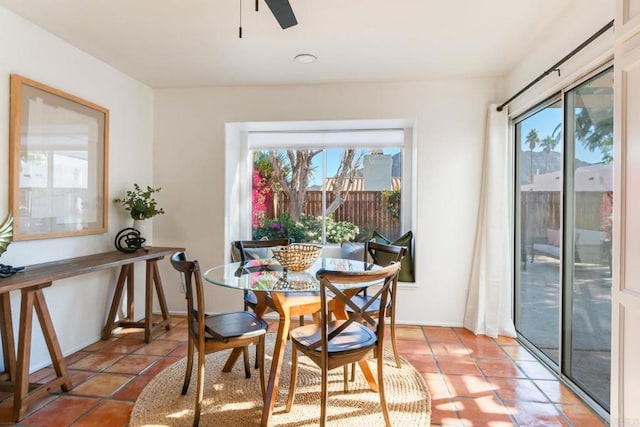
[346,241,406,368]
[170,251,268,427]
[285,262,402,427]
[231,238,292,315]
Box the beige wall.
[0,7,154,371]
[153,79,503,325]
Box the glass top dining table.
[203,256,383,427]
[203,257,381,292]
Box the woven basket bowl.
[272,244,322,271]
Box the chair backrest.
[315,262,402,351]
[170,251,206,344]
[365,241,407,266]
[231,238,292,262]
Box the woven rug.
[130,334,431,426]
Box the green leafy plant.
[115,184,165,220]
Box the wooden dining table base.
[222,290,379,427]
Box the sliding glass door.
[515,67,613,412]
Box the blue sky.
[520,107,606,164]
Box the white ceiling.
[0,0,573,88]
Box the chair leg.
[343,365,349,392]
[320,360,328,427]
[377,351,391,427]
[242,346,251,379]
[350,362,356,381]
[182,338,194,395]
[285,346,298,412]
[390,316,401,368]
[193,349,205,427]
[257,337,266,399]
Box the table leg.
[261,292,291,427]
[0,293,16,382]
[13,284,71,422]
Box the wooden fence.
[267,190,401,239]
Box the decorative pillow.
[340,240,366,261]
[546,229,560,247]
[371,230,415,282]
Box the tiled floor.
[0,316,606,426]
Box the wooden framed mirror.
[9,75,109,240]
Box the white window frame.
[224,119,417,261]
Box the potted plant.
[115,184,164,243]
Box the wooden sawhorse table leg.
[102,259,171,343]
[0,283,72,422]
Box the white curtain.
[463,104,517,338]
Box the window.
[225,120,415,253]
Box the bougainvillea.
[252,170,272,228]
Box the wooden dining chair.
[232,238,321,326]
[347,241,407,368]
[231,238,291,315]
[285,262,402,427]
[170,251,268,427]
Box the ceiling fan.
[258,0,298,29]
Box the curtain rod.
[496,19,614,112]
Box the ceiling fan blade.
[264,0,297,29]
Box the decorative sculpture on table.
[114,227,147,253]
[0,213,24,278]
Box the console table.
[0,246,182,422]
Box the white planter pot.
[133,219,151,246]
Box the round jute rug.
[130,334,431,426]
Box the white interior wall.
[153,79,504,326]
[0,7,154,371]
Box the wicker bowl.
[272,244,322,271]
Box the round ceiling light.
[294,53,317,64]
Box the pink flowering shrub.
[252,170,272,228]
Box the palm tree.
[540,135,559,173]
[525,129,540,184]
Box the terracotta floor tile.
[403,353,438,373]
[141,355,182,375]
[476,358,526,378]
[430,397,463,426]
[168,341,189,357]
[396,338,431,355]
[464,341,506,359]
[99,338,146,354]
[157,325,189,341]
[392,325,426,340]
[453,397,515,426]
[132,338,182,356]
[424,327,462,343]
[534,379,583,404]
[454,328,496,346]
[71,399,133,427]
[68,352,125,372]
[486,376,549,402]
[69,373,133,398]
[557,403,607,426]
[442,374,495,399]
[20,395,100,426]
[517,359,558,380]
[104,354,160,375]
[64,351,92,365]
[436,355,483,376]
[431,342,471,357]
[112,374,156,401]
[505,400,570,426]
[501,344,538,361]
[82,338,118,352]
[422,372,453,400]
[494,335,518,345]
